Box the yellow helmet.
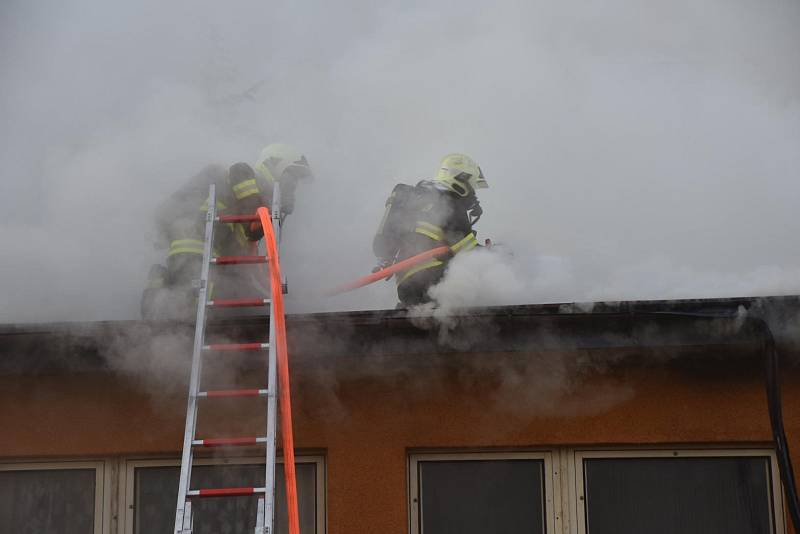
[254,143,313,184]
[434,153,487,197]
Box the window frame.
[0,459,111,534]
[571,448,786,534]
[408,450,558,534]
[120,455,326,534]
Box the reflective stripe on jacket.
[414,221,445,241]
[398,258,445,284]
[397,227,479,285]
[450,232,479,254]
[168,238,205,257]
[231,178,260,200]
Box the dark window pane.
[134,463,317,534]
[418,459,545,534]
[584,456,774,534]
[0,468,96,534]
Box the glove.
[372,259,394,281]
[247,221,264,240]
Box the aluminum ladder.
[173,183,297,534]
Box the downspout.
[750,318,800,531]
[639,312,800,530]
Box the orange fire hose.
[328,245,451,295]
[256,207,300,534]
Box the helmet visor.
[474,166,488,189]
[283,163,313,181]
[453,169,487,194]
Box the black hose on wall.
[752,318,800,532]
[527,308,800,528]
[630,311,800,530]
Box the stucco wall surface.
[1,349,798,533]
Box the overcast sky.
[1,0,799,323]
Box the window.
[0,460,107,534]
[410,448,785,534]
[574,449,785,534]
[409,452,556,534]
[123,456,325,534]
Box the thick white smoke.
[413,246,800,316]
[1,0,799,322]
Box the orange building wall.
[1,349,798,533]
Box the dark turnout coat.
[373,180,480,305]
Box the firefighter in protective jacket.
[373,153,488,307]
[141,144,313,319]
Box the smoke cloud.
[1,0,799,323]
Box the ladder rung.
[216,214,260,223]
[197,388,270,398]
[207,298,270,308]
[211,255,268,265]
[192,436,267,447]
[202,342,269,351]
[187,487,266,498]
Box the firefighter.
[372,153,488,307]
[141,144,313,319]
